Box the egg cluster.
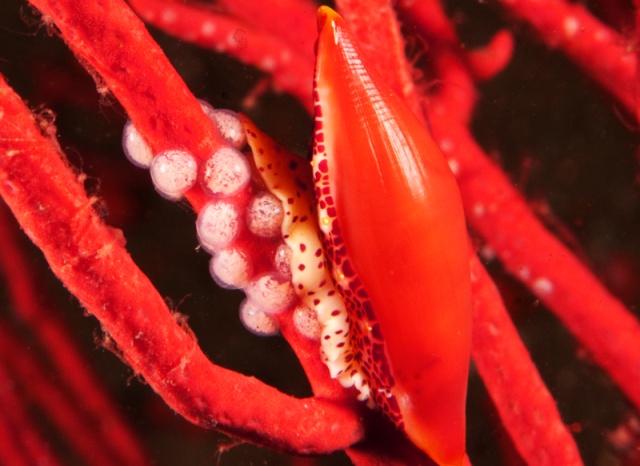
[121,101,321,339]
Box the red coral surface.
[0,0,638,465]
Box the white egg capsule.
[274,243,293,277]
[239,299,279,336]
[200,147,251,197]
[245,272,297,315]
[149,149,198,199]
[292,303,321,340]
[209,247,253,289]
[246,192,284,238]
[210,109,247,149]
[196,200,241,252]
[199,101,247,149]
[122,120,153,168]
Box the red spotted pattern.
[312,87,402,426]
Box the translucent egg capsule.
[292,303,321,340]
[149,149,198,199]
[209,247,253,289]
[199,100,247,149]
[122,120,153,168]
[245,272,296,315]
[196,200,241,252]
[200,147,251,197]
[274,243,292,277]
[239,299,279,337]
[210,109,247,149]
[246,192,284,238]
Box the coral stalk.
[497,0,639,121]
[0,203,149,466]
[29,0,227,210]
[215,0,317,58]
[469,257,582,466]
[337,2,584,462]
[0,362,62,466]
[128,0,315,110]
[0,402,30,466]
[429,87,640,412]
[399,0,640,418]
[0,73,363,454]
[0,321,121,466]
[0,0,637,463]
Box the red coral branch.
[0,362,62,466]
[0,0,637,463]
[30,0,226,211]
[428,59,640,411]
[0,391,30,466]
[496,0,639,121]
[89,0,361,417]
[339,2,583,463]
[128,0,315,110]
[214,0,318,57]
[469,257,582,465]
[4,0,418,461]
[465,30,515,82]
[0,320,121,466]
[0,203,150,466]
[397,0,640,418]
[0,73,363,454]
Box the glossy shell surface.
[311,7,472,466]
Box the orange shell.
[311,7,472,466]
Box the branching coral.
[0,0,638,464]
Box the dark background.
[0,0,638,464]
